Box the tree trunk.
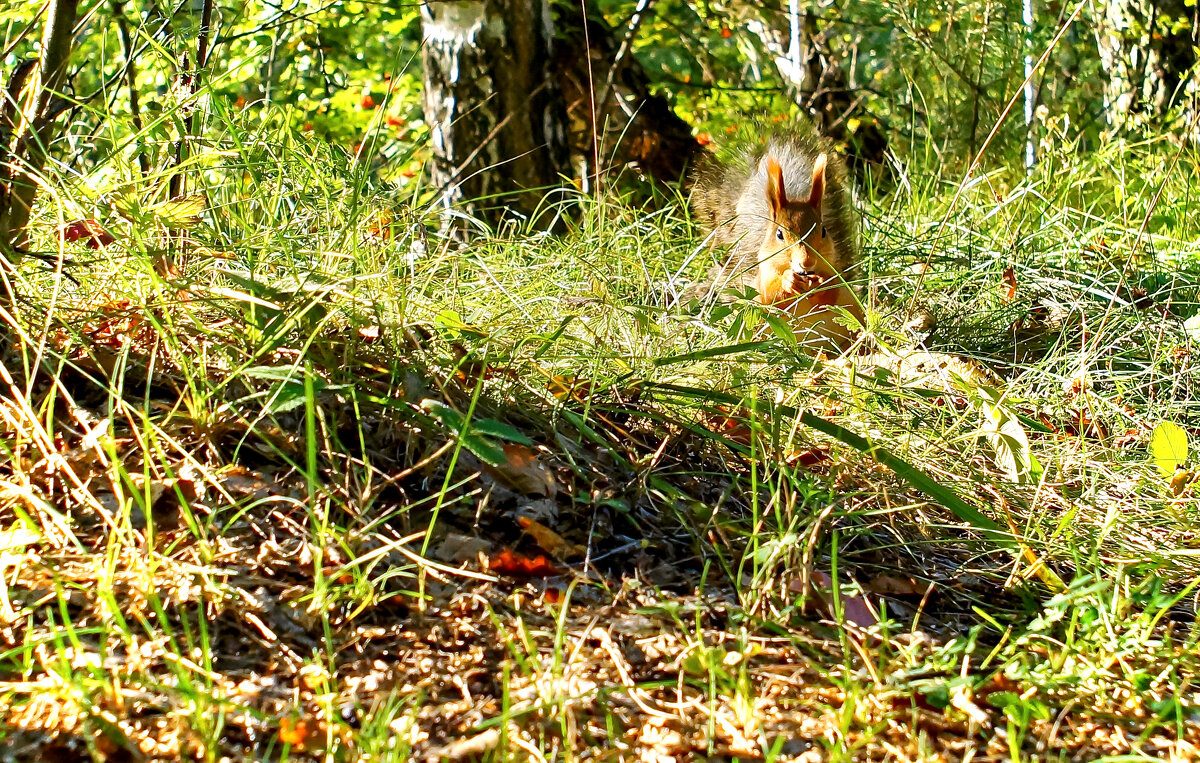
[553,8,703,190]
[1094,0,1199,135]
[421,0,571,230]
[0,0,81,260]
[741,2,888,174]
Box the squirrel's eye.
[775,228,785,241]
[821,226,828,237]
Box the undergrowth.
[2,108,1199,759]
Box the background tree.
[554,4,702,189]
[1094,0,1199,134]
[0,0,80,261]
[716,1,888,171]
[420,0,571,229]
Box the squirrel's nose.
[795,250,818,272]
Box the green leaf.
[242,365,302,382]
[646,382,1009,544]
[243,366,339,414]
[763,313,796,346]
[264,382,309,414]
[434,309,467,331]
[653,341,772,366]
[1151,421,1188,476]
[985,691,1020,709]
[920,683,950,710]
[471,418,533,445]
[419,399,507,466]
[798,410,1009,542]
[975,385,1039,485]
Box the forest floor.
[3,135,1200,761]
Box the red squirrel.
[691,127,864,351]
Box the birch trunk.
[739,3,887,173]
[421,0,570,229]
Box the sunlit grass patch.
[3,121,1200,759]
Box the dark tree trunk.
[421,0,571,229]
[553,9,703,189]
[0,0,81,259]
[1095,0,1199,134]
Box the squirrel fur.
[689,124,864,350]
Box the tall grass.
[3,79,1200,758]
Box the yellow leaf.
[1151,421,1188,476]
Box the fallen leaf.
[785,445,830,468]
[864,574,926,597]
[1170,469,1193,496]
[487,443,556,497]
[278,717,315,750]
[487,548,561,578]
[806,570,878,630]
[425,728,501,762]
[546,375,596,403]
[1002,266,1017,302]
[61,219,116,249]
[365,212,394,241]
[705,406,756,447]
[1113,428,1142,448]
[517,516,585,560]
[1151,421,1189,476]
[433,533,492,564]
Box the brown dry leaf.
[48,300,165,372]
[424,728,500,762]
[785,445,830,468]
[365,211,394,241]
[278,716,317,750]
[487,443,556,497]
[450,343,517,385]
[517,516,584,560]
[358,325,381,341]
[1002,266,1018,302]
[434,533,492,564]
[865,574,926,597]
[546,374,596,403]
[1113,428,1142,448]
[487,548,561,577]
[127,474,193,531]
[806,570,878,630]
[705,406,756,448]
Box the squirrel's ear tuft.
[765,157,787,217]
[808,153,827,212]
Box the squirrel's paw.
[780,269,798,295]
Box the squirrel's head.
[760,153,838,278]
